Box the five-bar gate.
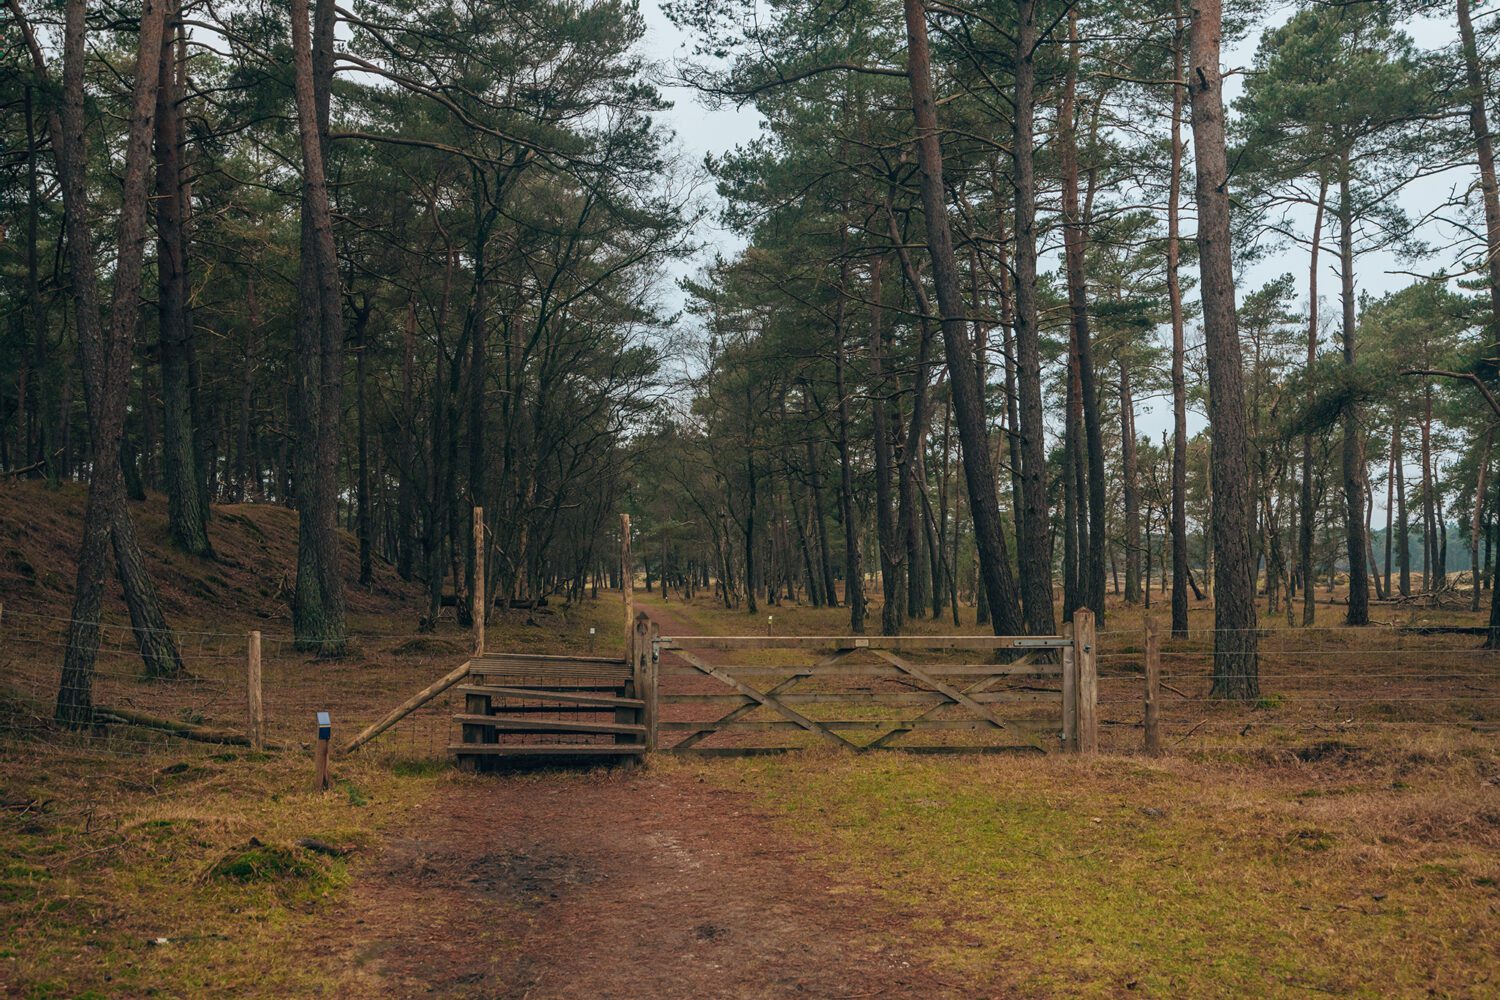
[650,612,1098,756]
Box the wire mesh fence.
[3,606,1498,775]
[0,606,466,766]
[1093,624,1500,753]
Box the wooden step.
[469,654,630,679]
[453,713,646,737]
[449,743,645,757]
[457,684,642,709]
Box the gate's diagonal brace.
[870,650,1014,731]
[867,654,1035,749]
[673,672,808,749]
[673,647,864,748]
[670,648,858,749]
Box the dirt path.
[330,770,957,999]
[327,601,960,999]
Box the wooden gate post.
[247,630,264,751]
[1074,608,1098,754]
[1061,620,1077,752]
[472,506,485,657]
[1144,616,1161,755]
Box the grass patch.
[0,743,450,998]
[695,750,1500,998]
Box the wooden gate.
[651,615,1097,756]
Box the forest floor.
[2,481,1498,997]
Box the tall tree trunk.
[1120,354,1141,604]
[354,298,373,588]
[35,0,178,722]
[237,277,261,500]
[1396,420,1411,596]
[290,0,347,652]
[832,275,864,631]
[1338,159,1369,626]
[901,0,1023,637]
[887,204,936,623]
[24,84,48,472]
[1422,387,1437,591]
[1168,0,1190,637]
[397,297,417,580]
[1474,431,1493,611]
[1062,335,1082,618]
[869,255,904,634]
[803,390,840,607]
[1458,0,1500,361]
[1188,0,1258,698]
[1384,423,1395,599]
[1059,11,1106,624]
[153,5,210,557]
[1009,0,1054,635]
[1302,178,1328,626]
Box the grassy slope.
[0,480,622,998]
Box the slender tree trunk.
[1385,423,1395,599]
[37,0,177,721]
[1458,0,1500,360]
[397,297,417,580]
[1006,0,1053,634]
[1422,387,1437,591]
[1189,0,1258,697]
[803,390,840,607]
[869,255,904,634]
[1168,1,1190,637]
[889,207,935,622]
[24,84,47,472]
[1302,178,1328,626]
[901,0,1023,636]
[1394,422,1410,596]
[290,0,347,652]
[831,264,864,631]
[1474,431,1493,611]
[354,299,373,588]
[1059,12,1106,624]
[153,5,210,557]
[1120,354,1141,604]
[1337,160,1369,625]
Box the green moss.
[208,844,322,885]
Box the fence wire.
[3,607,1497,774]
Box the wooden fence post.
[640,616,659,752]
[247,630,264,751]
[472,506,485,658]
[621,513,633,656]
[1061,620,1077,752]
[1074,608,1098,754]
[1144,616,1161,755]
